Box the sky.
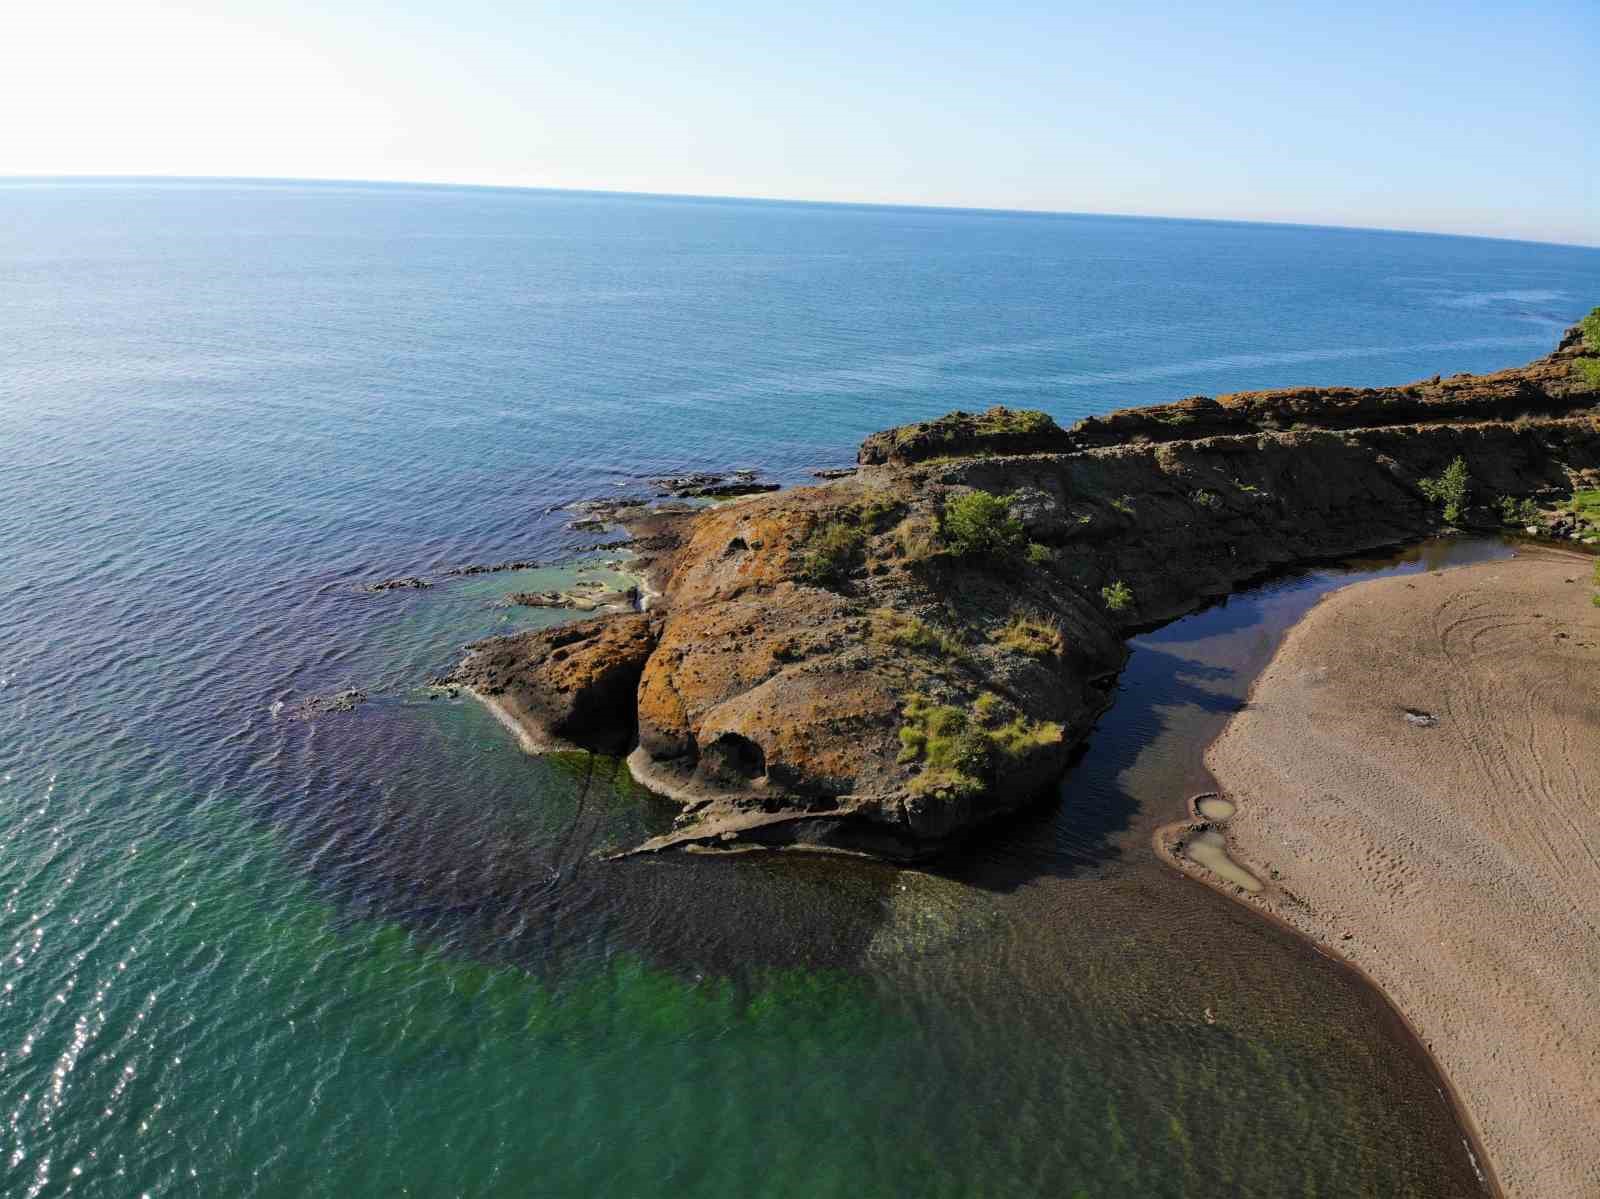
[4,0,1595,245]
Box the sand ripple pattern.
[1209,550,1600,1198]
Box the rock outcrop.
[455,329,1600,859]
[454,613,659,755]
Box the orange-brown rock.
[453,612,659,755]
[457,327,1600,859]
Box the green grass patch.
[974,406,1057,436]
[798,521,866,585]
[898,691,1063,801]
[871,609,968,661]
[990,615,1064,659]
[852,490,903,530]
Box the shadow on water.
[248,534,1520,981]
[943,649,1245,890]
[940,533,1518,894]
[188,535,1516,1198]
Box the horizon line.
[4,172,1598,253]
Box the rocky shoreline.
[450,325,1600,859]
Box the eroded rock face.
[457,327,1600,859]
[452,613,659,755]
[1071,332,1597,448]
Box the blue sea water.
[1,178,1595,1197]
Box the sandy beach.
[1192,548,1600,1198]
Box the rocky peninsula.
[453,325,1600,859]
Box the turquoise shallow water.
[2,179,1596,1196]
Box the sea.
[2,178,1595,1197]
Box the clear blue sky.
[6,1,1595,244]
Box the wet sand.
[1196,548,1600,1198]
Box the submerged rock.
[364,576,431,592]
[443,558,542,577]
[295,688,368,718]
[650,472,781,498]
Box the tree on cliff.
[1578,306,1600,388]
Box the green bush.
[1498,495,1541,526]
[938,489,1027,559]
[1574,307,1600,387]
[1024,541,1054,566]
[1418,457,1470,523]
[799,521,865,584]
[1581,306,1600,351]
[1101,580,1134,612]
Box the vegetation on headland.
[990,613,1065,659]
[799,520,866,584]
[805,487,1058,582]
[1101,579,1134,612]
[892,404,1058,448]
[1418,456,1470,523]
[1577,307,1600,388]
[871,608,969,663]
[897,691,1062,801]
[880,487,1054,567]
[938,489,1028,558]
[797,491,905,584]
